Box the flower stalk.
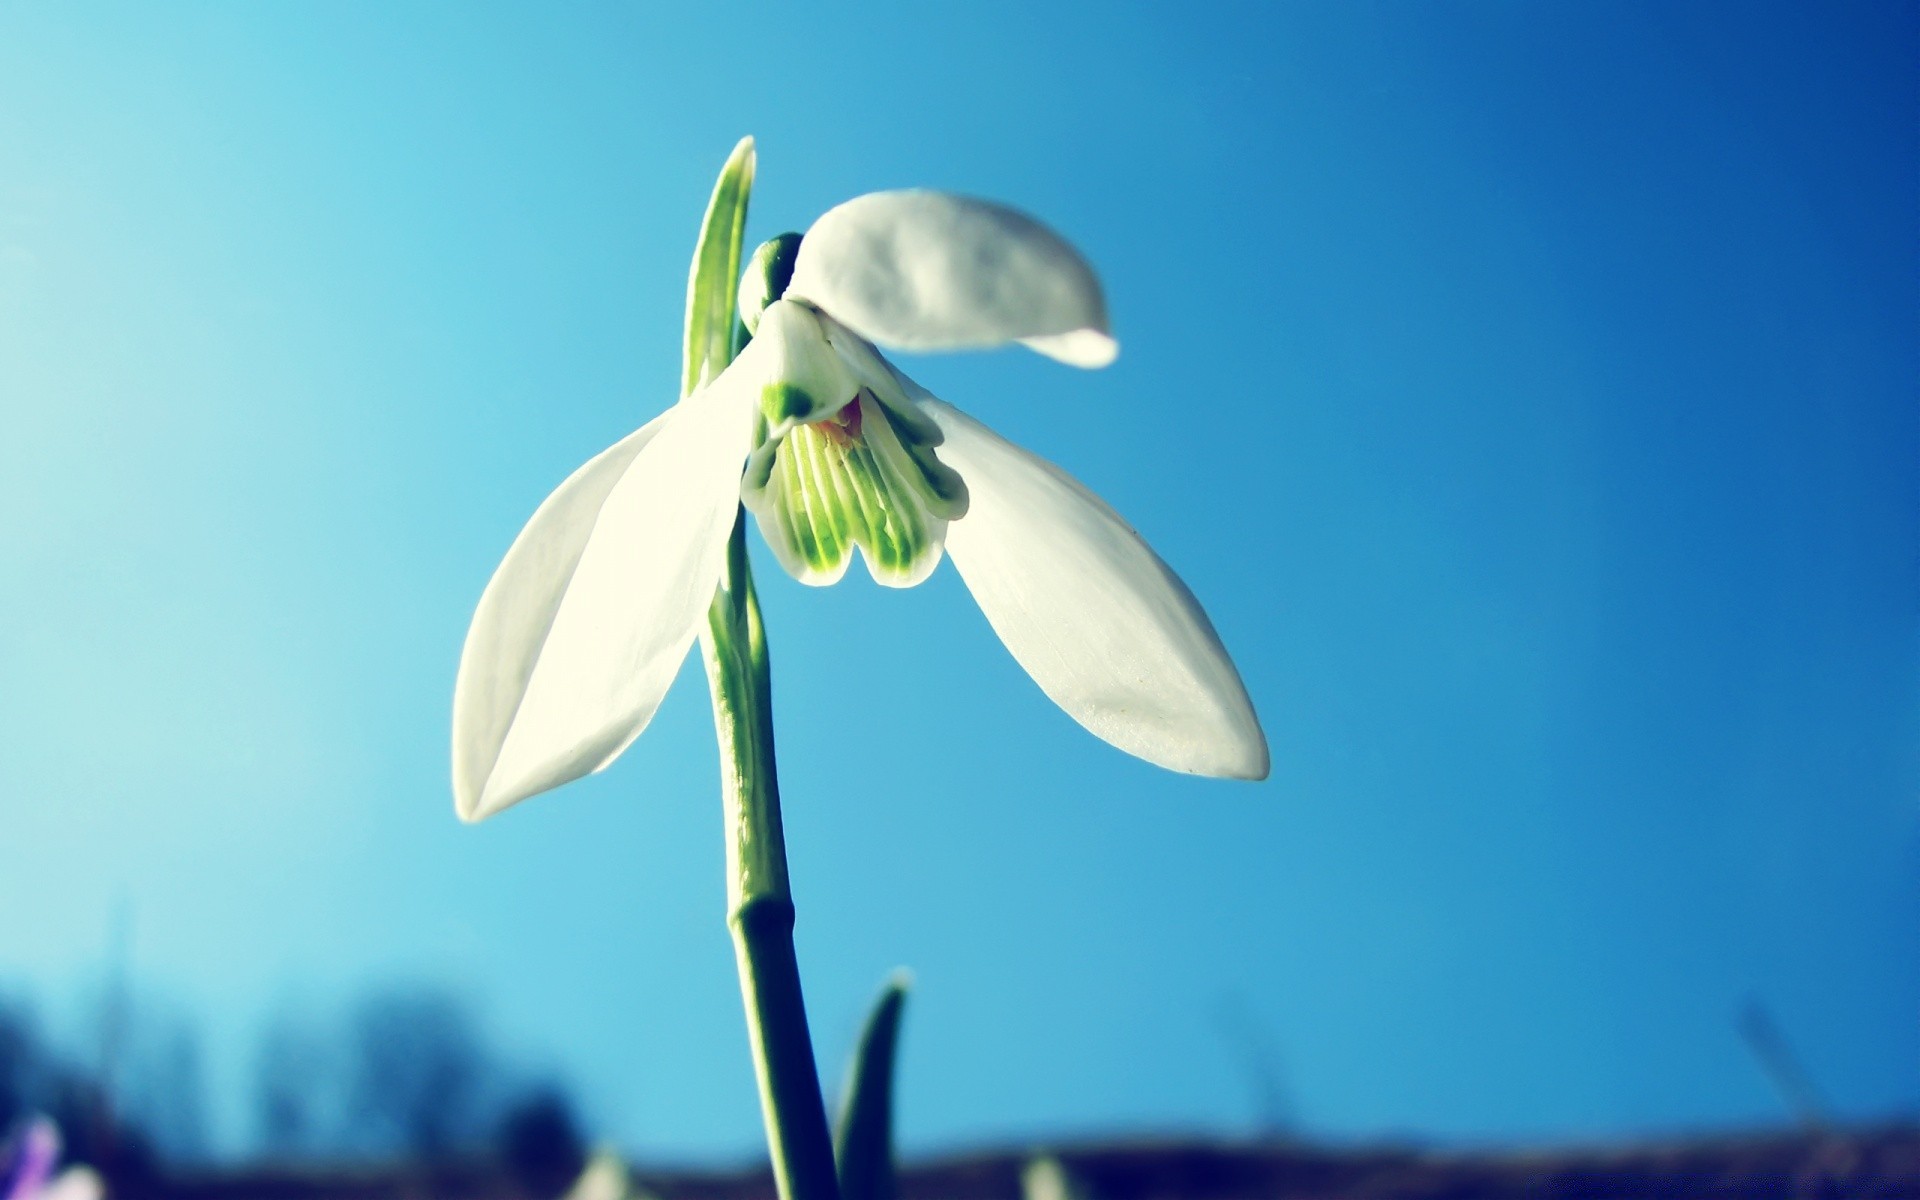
[452,134,1267,1200]
[686,138,841,1200]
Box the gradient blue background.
[0,0,1913,1161]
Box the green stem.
[683,136,836,1200]
[700,520,841,1200]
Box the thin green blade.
[833,973,910,1200]
[682,136,756,399]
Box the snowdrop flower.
[454,191,1267,821]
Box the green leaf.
[833,973,910,1200]
[682,137,756,399]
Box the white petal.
[788,191,1116,365]
[452,417,661,816]
[926,401,1268,779]
[1018,327,1118,369]
[452,377,756,821]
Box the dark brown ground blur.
[130,1126,1920,1200]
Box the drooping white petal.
[452,376,756,821]
[452,416,664,816]
[788,191,1117,366]
[925,400,1268,779]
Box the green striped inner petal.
[744,394,968,588]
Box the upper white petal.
[1016,328,1119,369]
[452,374,756,821]
[926,400,1268,779]
[788,191,1116,366]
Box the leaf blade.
[683,136,757,398]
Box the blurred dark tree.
[253,1008,336,1158]
[0,998,39,1129]
[496,1086,586,1199]
[43,1070,159,1189]
[3,978,594,1172]
[116,1005,208,1165]
[0,991,161,1188]
[345,986,494,1159]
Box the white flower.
[453,191,1268,821]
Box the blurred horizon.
[1,0,1914,1166]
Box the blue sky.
[0,1,1914,1160]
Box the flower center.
[742,390,968,589]
[816,399,863,447]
